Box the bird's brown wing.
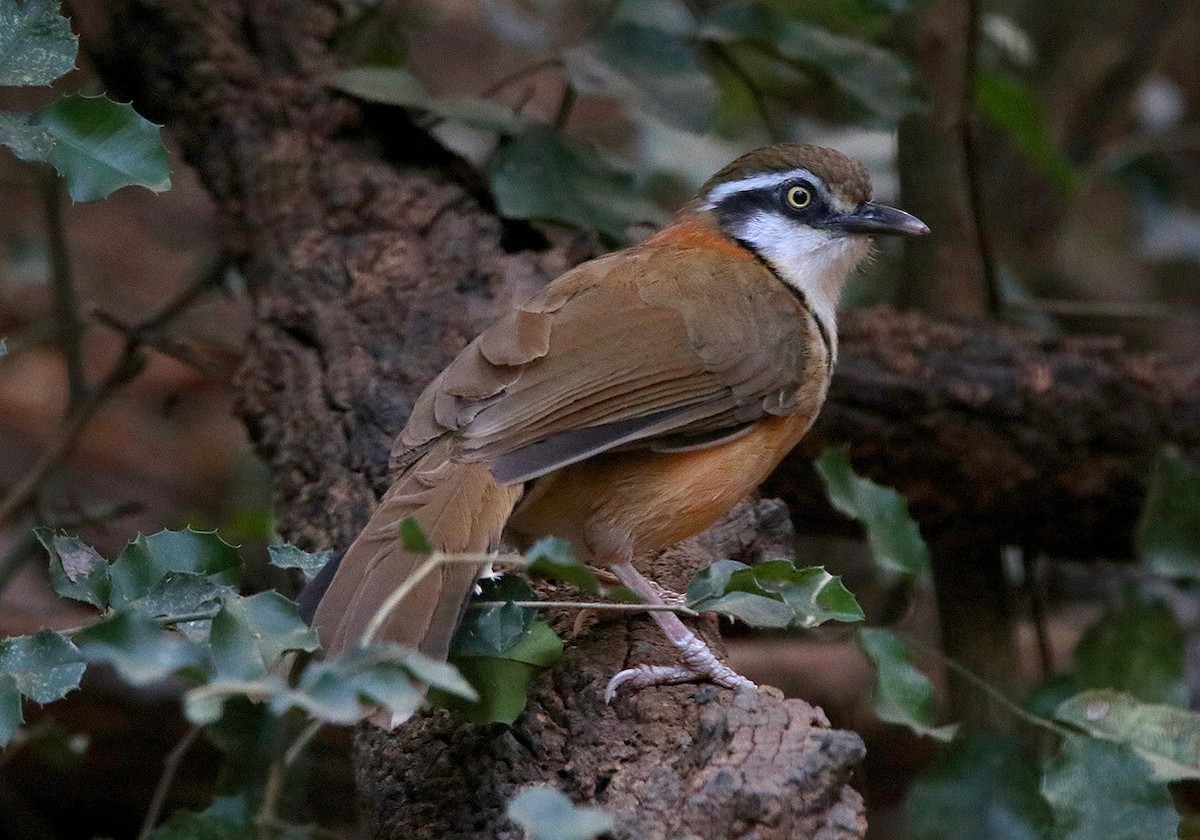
[395,239,825,485]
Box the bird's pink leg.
[603,560,755,702]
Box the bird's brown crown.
[699,144,872,206]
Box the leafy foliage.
[507,786,614,840]
[814,447,931,580]
[0,0,76,86]
[687,558,864,628]
[976,69,1077,192]
[267,544,332,582]
[0,0,170,201]
[856,627,956,742]
[1136,446,1200,582]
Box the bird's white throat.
[732,210,870,364]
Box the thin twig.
[41,171,87,409]
[478,57,562,99]
[898,631,1070,737]
[468,599,696,616]
[137,726,201,840]
[961,0,1002,316]
[710,44,777,140]
[0,266,225,527]
[1022,547,1054,680]
[554,83,577,130]
[255,719,323,837]
[93,310,232,382]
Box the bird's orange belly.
[505,412,814,561]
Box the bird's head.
[687,143,929,358]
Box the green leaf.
[507,786,614,840]
[398,517,432,554]
[489,125,668,243]
[109,528,241,608]
[976,70,1077,193]
[401,649,477,699]
[1055,690,1200,782]
[30,94,171,202]
[687,559,864,629]
[814,447,930,579]
[526,537,599,592]
[124,572,226,623]
[330,67,526,133]
[149,794,256,840]
[1070,589,1186,707]
[209,591,319,680]
[183,676,287,726]
[0,0,77,86]
[453,600,535,657]
[856,627,956,741]
[75,611,204,685]
[0,673,24,747]
[0,631,84,704]
[564,22,717,132]
[1041,735,1176,840]
[702,4,919,122]
[1136,446,1200,582]
[441,621,562,724]
[0,110,52,161]
[742,560,865,627]
[267,543,333,582]
[36,528,111,609]
[906,733,1051,840]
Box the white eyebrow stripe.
[700,168,819,210]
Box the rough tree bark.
[78,0,1200,837]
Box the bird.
[306,143,929,700]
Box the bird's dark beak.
[829,202,930,237]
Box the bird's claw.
[604,661,755,702]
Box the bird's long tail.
[309,439,523,659]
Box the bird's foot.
[604,629,755,702]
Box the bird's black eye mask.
[714,180,828,236]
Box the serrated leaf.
[75,610,204,685]
[686,559,748,604]
[0,673,23,747]
[30,94,171,202]
[976,69,1077,193]
[267,543,332,582]
[0,631,84,704]
[452,600,534,657]
[489,125,668,243]
[0,110,52,161]
[1136,447,1200,582]
[564,22,717,132]
[906,733,1051,840]
[814,447,930,579]
[440,621,562,724]
[687,559,864,629]
[702,4,920,122]
[209,591,319,680]
[700,591,793,627]
[507,786,614,840]
[124,572,226,623]
[1042,735,1176,840]
[398,517,432,554]
[284,658,397,725]
[36,528,111,609]
[526,537,599,592]
[109,528,241,608]
[1055,690,1200,782]
[856,627,956,741]
[743,561,865,627]
[0,0,77,86]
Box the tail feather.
[312,440,522,659]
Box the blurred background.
[1,0,1199,837]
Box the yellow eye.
[786,185,812,209]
